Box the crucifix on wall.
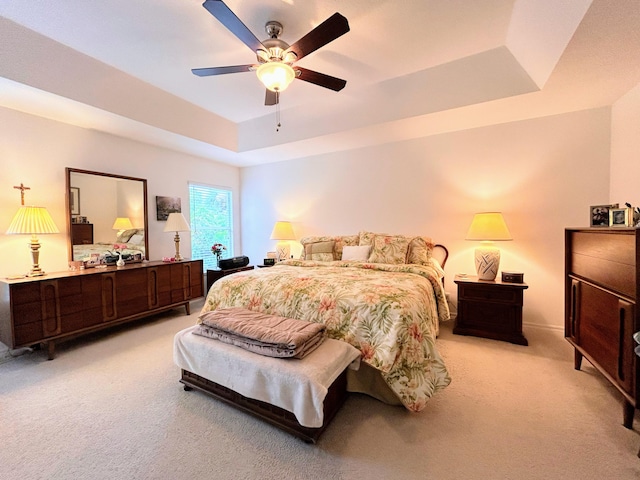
[13,183,31,205]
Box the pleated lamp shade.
[6,206,59,235]
[6,206,59,277]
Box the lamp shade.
[112,217,133,230]
[6,206,59,235]
[256,62,295,92]
[270,221,295,240]
[465,212,512,241]
[163,212,190,232]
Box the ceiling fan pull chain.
[276,91,281,132]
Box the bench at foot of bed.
[180,368,348,443]
[173,325,361,443]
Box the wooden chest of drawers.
[565,228,639,428]
[0,260,203,359]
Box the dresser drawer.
[459,284,519,303]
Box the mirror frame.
[65,168,149,262]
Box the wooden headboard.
[433,244,449,268]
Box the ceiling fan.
[192,0,350,106]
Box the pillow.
[116,229,138,243]
[304,241,335,261]
[368,235,410,264]
[128,233,144,245]
[334,234,359,259]
[300,235,359,260]
[341,245,371,262]
[407,236,434,265]
[430,257,445,279]
[358,231,380,246]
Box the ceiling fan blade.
[285,13,349,61]
[294,67,346,91]
[265,89,278,106]
[192,65,254,76]
[202,0,265,53]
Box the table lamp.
[270,221,295,262]
[163,212,190,261]
[465,212,512,281]
[6,205,60,276]
[112,217,133,237]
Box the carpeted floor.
[1,299,639,480]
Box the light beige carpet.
[0,299,638,480]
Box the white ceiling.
[1,0,640,167]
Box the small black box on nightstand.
[502,272,524,283]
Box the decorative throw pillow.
[304,241,335,261]
[334,234,359,259]
[117,229,138,243]
[358,231,379,246]
[407,236,434,265]
[341,245,371,262]
[368,235,410,264]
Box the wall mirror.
[65,168,149,262]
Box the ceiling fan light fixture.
[256,62,295,92]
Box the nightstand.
[206,265,254,292]
[453,275,528,345]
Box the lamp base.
[276,242,290,262]
[474,246,500,281]
[174,232,184,261]
[28,235,46,277]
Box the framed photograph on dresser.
[609,207,631,227]
[590,204,618,227]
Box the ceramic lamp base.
[474,245,500,281]
[276,242,290,262]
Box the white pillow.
[341,245,371,261]
[128,233,144,245]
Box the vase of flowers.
[113,243,127,267]
[211,243,226,268]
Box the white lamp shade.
[112,217,133,230]
[163,212,190,232]
[6,206,59,235]
[256,62,295,92]
[465,212,512,241]
[270,221,295,240]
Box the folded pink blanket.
[194,308,325,359]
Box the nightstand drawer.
[459,284,519,303]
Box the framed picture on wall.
[156,196,181,221]
[590,204,618,227]
[70,187,80,215]
[609,207,631,227]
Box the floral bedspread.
[199,260,451,411]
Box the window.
[189,183,234,270]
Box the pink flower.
[113,243,127,250]
[211,243,227,254]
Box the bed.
[72,228,146,264]
[199,231,451,412]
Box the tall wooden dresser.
[0,260,203,359]
[565,228,639,428]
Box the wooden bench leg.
[185,302,191,315]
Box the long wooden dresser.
[0,260,203,359]
[565,228,639,428]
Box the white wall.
[611,82,640,209]
[0,106,240,277]
[241,107,612,330]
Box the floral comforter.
[199,260,451,411]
